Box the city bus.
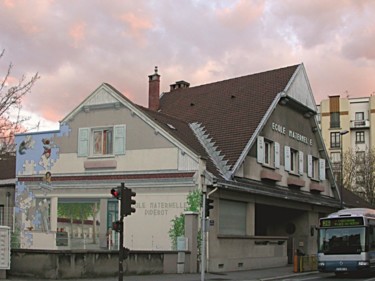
[318,208,375,275]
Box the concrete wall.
[9,249,191,279]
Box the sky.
[1,0,375,131]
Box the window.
[285,146,304,175]
[78,125,126,157]
[330,112,340,128]
[308,155,326,181]
[257,136,280,168]
[219,200,247,235]
[330,152,341,163]
[330,132,341,148]
[355,112,364,121]
[93,128,113,155]
[264,141,271,165]
[356,151,365,164]
[356,131,365,144]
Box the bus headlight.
[358,261,369,267]
[318,262,325,268]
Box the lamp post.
[340,130,349,209]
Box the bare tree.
[343,147,375,205]
[0,49,39,155]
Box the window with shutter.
[257,136,264,164]
[298,151,304,175]
[78,128,89,157]
[77,125,126,157]
[114,125,126,155]
[284,146,291,172]
[319,159,326,181]
[274,142,280,168]
[307,155,313,178]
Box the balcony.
[350,119,370,129]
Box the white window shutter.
[114,125,126,155]
[319,158,326,181]
[78,128,89,157]
[274,142,280,168]
[307,155,313,178]
[284,146,291,172]
[257,136,264,164]
[298,151,304,175]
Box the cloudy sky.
[1,0,375,131]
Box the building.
[318,95,375,206]
[15,64,341,272]
[0,153,15,229]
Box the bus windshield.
[319,227,366,254]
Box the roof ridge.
[164,64,301,93]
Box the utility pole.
[201,193,206,281]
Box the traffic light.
[121,187,136,216]
[110,188,120,199]
[205,197,214,218]
[112,220,123,233]
[122,247,130,260]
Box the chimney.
[170,80,190,91]
[148,66,160,111]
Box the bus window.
[319,227,365,254]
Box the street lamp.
[340,130,349,209]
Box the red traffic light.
[111,188,120,199]
[112,220,123,233]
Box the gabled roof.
[59,83,204,166]
[159,64,310,179]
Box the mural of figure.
[38,199,50,233]
[43,171,52,183]
[39,138,52,169]
[18,135,35,155]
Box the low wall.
[9,249,191,279]
[209,236,289,272]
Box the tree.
[168,189,202,250]
[0,49,39,155]
[343,147,375,206]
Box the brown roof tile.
[159,64,300,174]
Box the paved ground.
[8,265,318,281]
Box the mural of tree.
[58,202,99,243]
[168,189,202,250]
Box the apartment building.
[318,95,375,198]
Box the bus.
[318,208,375,275]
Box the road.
[271,272,375,281]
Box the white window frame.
[78,125,126,157]
[93,128,113,155]
[285,147,303,175]
[307,155,325,181]
[257,136,279,168]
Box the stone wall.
[9,249,191,279]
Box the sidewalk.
[8,265,319,281]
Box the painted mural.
[14,123,70,248]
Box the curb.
[259,270,319,281]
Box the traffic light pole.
[201,193,206,281]
[118,214,124,281]
[111,182,137,281]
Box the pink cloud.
[216,0,265,29]
[69,21,87,48]
[118,12,152,45]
